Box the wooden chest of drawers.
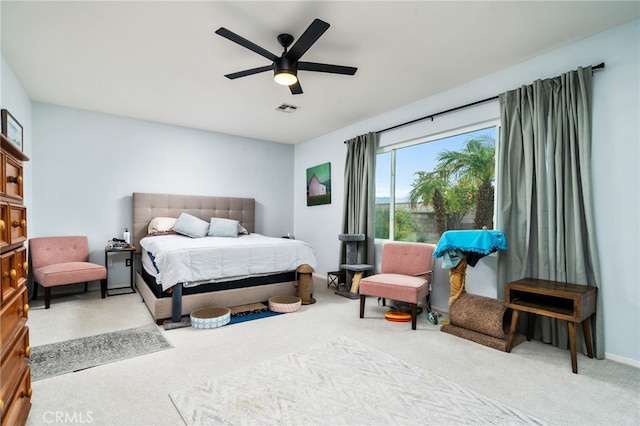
[0,133,30,425]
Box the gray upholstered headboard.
[132,192,255,251]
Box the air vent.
[275,103,298,113]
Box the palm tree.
[409,169,476,231]
[432,188,447,234]
[436,135,495,228]
[408,134,495,233]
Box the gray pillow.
[173,213,209,238]
[208,217,239,238]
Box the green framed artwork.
[306,162,331,206]
[1,109,23,151]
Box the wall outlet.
[126,259,131,267]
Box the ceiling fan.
[215,18,357,95]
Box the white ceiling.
[2,1,638,145]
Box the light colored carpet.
[23,279,639,426]
[30,324,172,381]
[170,336,549,425]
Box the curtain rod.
[374,62,605,135]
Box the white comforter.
[140,233,317,291]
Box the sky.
[307,161,331,184]
[376,127,496,201]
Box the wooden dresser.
[0,133,31,425]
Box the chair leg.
[84,282,88,292]
[33,283,39,300]
[44,287,52,309]
[411,303,417,330]
[360,294,366,318]
[100,279,107,298]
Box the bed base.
[135,270,305,324]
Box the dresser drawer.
[8,205,26,246]
[0,285,27,347]
[0,326,29,407]
[13,247,27,284]
[0,204,7,250]
[0,152,4,198]
[0,364,31,426]
[0,249,26,306]
[3,155,23,202]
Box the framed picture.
[1,109,23,151]
[306,162,331,206]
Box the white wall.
[1,57,32,211]
[294,20,640,365]
[30,104,295,284]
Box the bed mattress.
[140,233,317,291]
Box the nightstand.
[104,245,136,295]
[505,278,596,374]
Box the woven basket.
[268,295,302,313]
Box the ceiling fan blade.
[285,18,330,61]
[224,65,273,80]
[298,62,357,75]
[215,27,278,62]
[289,81,303,95]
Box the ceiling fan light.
[274,71,297,86]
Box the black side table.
[104,245,136,296]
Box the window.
[375,124,498,244]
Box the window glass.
[375,126,496,244]
[375,151,391,239]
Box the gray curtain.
[341,132,376,266]
[496,66,604,359]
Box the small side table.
[336,263,373,299]
[505,277,597,374]
[104,245,136,296]
[327,270,345,289]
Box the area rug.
[164,302,283,330]
[170,336,550,425]
[228,302,282,325]
[30,324,172,381]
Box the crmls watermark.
[42,411,94,424]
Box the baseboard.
[605,352,640,368]
[431,304,449,314]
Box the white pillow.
[238,224,250,235]
[208,217,239,238]
[173,213,209,238]
[147,217,177,234]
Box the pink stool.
[359,242,435,330]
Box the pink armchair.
[30,236,107,309]
[359,242,436,330]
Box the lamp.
[273,58,298,86]
[274,71,298,86]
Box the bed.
[132,192,316,324]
